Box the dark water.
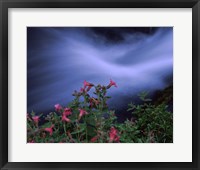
[27,27,173,118]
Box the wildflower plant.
[27,80,119,143]
[27,80,173,143]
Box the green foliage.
[138,91,152,102]
[122,96,173,143]
[27,81,173,143]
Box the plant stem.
[86,123,88,143]
[27,122,33,130]
[75,122,80,142]
[84,117,88,143]
[63,123,66,136]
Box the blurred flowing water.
[27,27,173,119]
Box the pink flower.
[86,86,93,91]
[54,104,62,112]
[29,140,35,143]
[62,115,71,123]
[108,79,117,88]
[32,116,40,124]
[89,98,99,108]
[109,127,117,141]
[44,125,54,136]
[80,87,85,93]
[90,136,98,142]
[63,108,72,116]
[83,80,94,89]
[78,109,88,119]
[109,127,120,142]
[114,136,120,142]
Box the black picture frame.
[0,0,199,169]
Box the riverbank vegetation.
[27,80,173,143]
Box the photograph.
[27,27,173,143]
